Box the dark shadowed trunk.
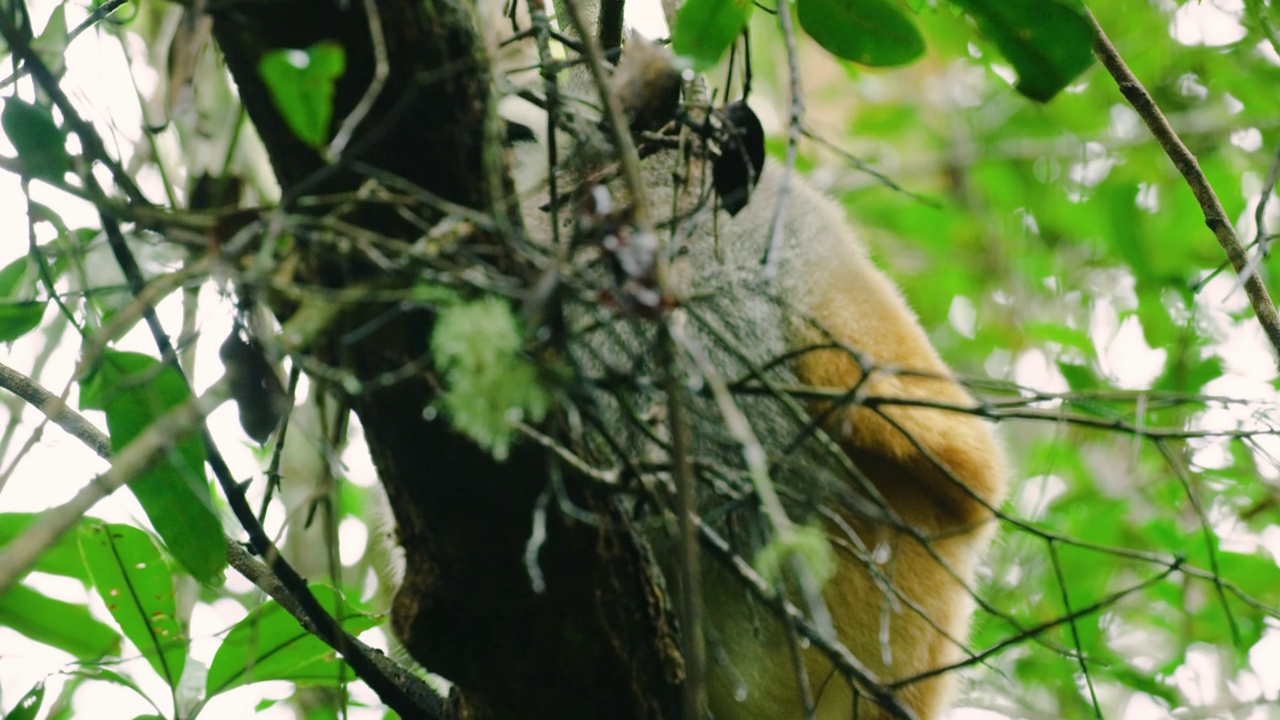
[208,1,682,717]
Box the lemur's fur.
[487,4,1007,718]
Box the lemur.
[488,3,1008,718]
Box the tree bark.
[208,1,682,717]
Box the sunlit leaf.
[798,0,924,67]
[0,583,119,659]
[671,0,752,71]
[950,0,1094,101]
[79,350,226,583]
[258,42,346,150]
[206,585,378,696]
[78,523,188,688]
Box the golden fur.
[534,151,1007,718]
[663,159,1005,720]
[492,6,1007,715]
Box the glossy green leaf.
[78,523,188,688]
[671,0,753,71]
[0,583,120,659]
[798,0,924,67]
[950,0,1094,101]
[1,98,70,180]
[79,350,226,583]
[4,681,44,720]
[258,42,346,150]
[206,585,378,696]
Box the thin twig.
[1047,541,1102,719]
[761,0,803,277]
[669,319,837,641]
[1086,7,1280,365]
[0,0,130,90]
[0,11,147,204]
[328,0,389,159]
[697,519,919,720]
[660,323,706,720]
[558,0,652,227]
[1245,0,1280,59]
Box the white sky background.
[0,0,1276,718]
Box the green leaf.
[431,298,550,460]
[950,0,1094,102]
[79,350,227,583]
[0,253,45,343]
[798,0,925,67]
[77,523,188,688]
[671,0,753,71]
[1,98,70,180]
[0,513,91,581]
[258,42,346,150]
[4,681,44,720]
[65,666,158,708]
[0,583,120,659]
[205,585,378,696]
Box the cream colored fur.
[523,145,1008,718]
[488,3,1007,717]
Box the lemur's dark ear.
[504,119,537,145]
[609,35,681,134]
[713,100,765,216]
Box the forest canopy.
[0,0,1278,719]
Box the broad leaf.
[1,98,70,180]
[0,513,91,581]
[671,0,753,71]
[951,0,1094,102]
[0,583,119,659]
[206,585,378,696]
[798,0,924,67]
[78,523,187,688]
[79,350,226,582]
[258,42,346,150]
[0,253,45,343]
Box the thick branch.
[0,361,110,459]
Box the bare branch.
[225,542,450,719]
[1086,7,1280,364]
[0,360,110,461]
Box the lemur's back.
[499,7,1007,717]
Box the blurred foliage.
[746,1,1280,716]
[0,0,1276,719]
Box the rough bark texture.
[208,1,682,717]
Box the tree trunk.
[208,1,682,717]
